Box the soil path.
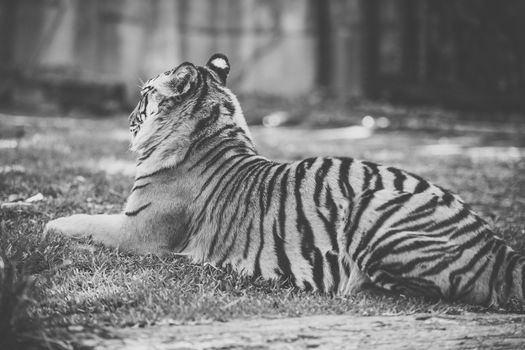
[78,313,525,350]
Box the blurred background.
[1,0,525,119]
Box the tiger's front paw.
[43,214,92,240]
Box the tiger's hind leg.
[357,228,523,306]
[342,189,476,302]
[361,230,451,298]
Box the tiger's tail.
[364,235,525,307]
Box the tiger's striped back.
[126,54,525,307]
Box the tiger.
[44,53,525,307]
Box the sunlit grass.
[0,112,524,343]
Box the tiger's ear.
[164,62,198,97]
[206,53,230,85]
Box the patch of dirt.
[76,313,525,350]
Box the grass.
[0,109,524,345]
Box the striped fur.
[46,54,525,307]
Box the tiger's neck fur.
[132,85,254,180]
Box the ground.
[0,107,524,349]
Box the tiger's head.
[128,54,251,166]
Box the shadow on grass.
[0,255,47,350]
